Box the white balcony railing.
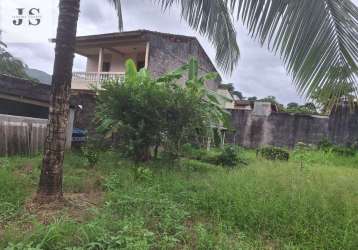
[71,72,125,90]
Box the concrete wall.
[229,103,358,148]
[329,103,358,145]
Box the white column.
[145,42,150,69]
[97,48,104,88]
[65,108,75,150]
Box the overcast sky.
[4,0,358,104]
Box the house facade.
[68,30,222,91]
[66,30,234,134]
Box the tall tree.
[37,0,358,202]
[36,0,81,202]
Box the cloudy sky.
[3,0,358,104]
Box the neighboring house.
[0,74,50,118]
[216,87,235,110]
[57,30,222,91]
[234,100,253,110]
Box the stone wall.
[329,103,358,145]
[229,102,358,149]
[146,32,221,91]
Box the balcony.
[71,72,125,90]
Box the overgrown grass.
[0,149,357,249]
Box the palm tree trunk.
[36,0,80,203]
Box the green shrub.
[332,146,356,157]
[96,59,227,162]
[259,146,289,161]
[293,142,314,168]
[81,146,99,167]
[217,146,238,167]
[134,167,153,182]
[318,138,333,152]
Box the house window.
[137,61,145,69]
[102,62,111,72]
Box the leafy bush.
[217,146,238,167]
[96,59,227,162]
[134,167,153,182]
[318,138,333,152]
[259,146,290,161]
[293,142,314,168]
[81,146,99,167]
[332,146,356,157]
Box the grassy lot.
[0,149,357,249]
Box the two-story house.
[68,29,222,91]
[66,30,234,134]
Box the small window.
[102,62,111,72]
[137,61,145,69]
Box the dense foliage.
[96,59,227,161]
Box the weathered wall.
[0,114,47,156]
[229,109,329,148]
[329,103,358,145]
[229,103,358,148]
[146,32,221,91]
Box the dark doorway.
[102,62,111,72]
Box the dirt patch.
[25,192,103,224]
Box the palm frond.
[107,0,123,30]
[155,0,240,74]
[227,0,358,105]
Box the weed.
[259,146,290,161]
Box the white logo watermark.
[0,0,56,43]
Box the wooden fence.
[0,114,48,156]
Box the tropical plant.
[311,80,356,113]
[39,0,358,202]
[95,59,227,161]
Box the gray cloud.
[5,0,358,104]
